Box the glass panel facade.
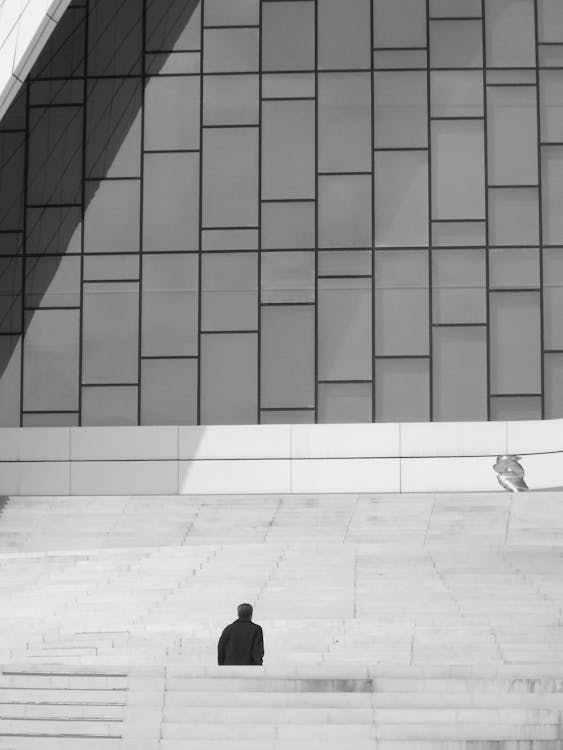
[375,359,430,423]
[0,0,561,425]
[318,278,372,381]
[490,291,542,395]
[374,250,429,355]
[260,306,315,409]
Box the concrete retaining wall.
[0,420,561,495]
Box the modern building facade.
[0,0,562,428]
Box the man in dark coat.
[218,603,264,666]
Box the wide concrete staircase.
[0,492,562,748]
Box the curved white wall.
[0,0,70,121]
[0,420,561,495]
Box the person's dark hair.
[237,603,253,620]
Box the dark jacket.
[217,618,264,665]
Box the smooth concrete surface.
[291,458,400,493]
[0,420,562,495]
[179,425,291,460]
[0,491,563,747]
[0,0,71,120]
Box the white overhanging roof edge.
[0,0,73,123]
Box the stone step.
[0,718,121,736]
[0,704,124,720]
[0,688,127,704]
[162,689,563,709]
[161,706,560,724]
[159,722,560,741]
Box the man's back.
[218,618,264,665]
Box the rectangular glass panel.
[431,71,483,118]
[544,248,563,349]
[489,248,540,288]
[261,251,315,304]
[318,0,371,70]
[538,44,563,67]
[0,133,25,231]
[146,0,200,51]
[203,128,258,226]
[433,326,487,421]
[432,221,486,246]
[486,69,536,84]
[262,101,315,200]
[205,0,259,26]
[23,413,79,427]
[545,352,563,418]
[373,71,427,148]
[142,254,199,356]
[374,151,429,247]
[538,0,563,43]
[145,52,200,75]
[540,71,563,144]
[202,229,258,251]
[200,333,257,424]
[373,50,427,69]
[203,75,259,126]
[86,78,141,178]
[0,336,20,426]
[261,202,315,249]
[485,0,535,68]
[318,278,372,380]
[28,108,82,206]
[201,253,258,331]
[318,383,372,424]
[144,76,200,150]
[261,410,314,424]
[26,207,82,255]
[490,396,541,421]
[375,358,430,422]
[487,86,538,186]
[432,248,486,324]
[319,174,372,248]
[489,188,539,246]
[260,306,315,408]
[143,152,199,251]
[203,28,259,72]
[374,250,429,355]
[431,120,485,220]
[23,309,80,411]
[88,0,143,75]
[82,385,138,425]
[430,20,483,68]
[490,291,541,394]
[430,0,482,17]
[141,358,198,425]
[373,0,427,48]
[84,179,141,253]
[0,234,23,256]
[318,250,372,277]
[319,73,371,172]
[542,147,563,245]
[83,254,140,281]
[262,74,315,99]
[0,258,21,333]
[25,256,81,309]
[262,2,315,71]
[82,282,139,384]
[30,80,83,107]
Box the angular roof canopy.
[0,0,71,121]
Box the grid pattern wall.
[0,0,563,427]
